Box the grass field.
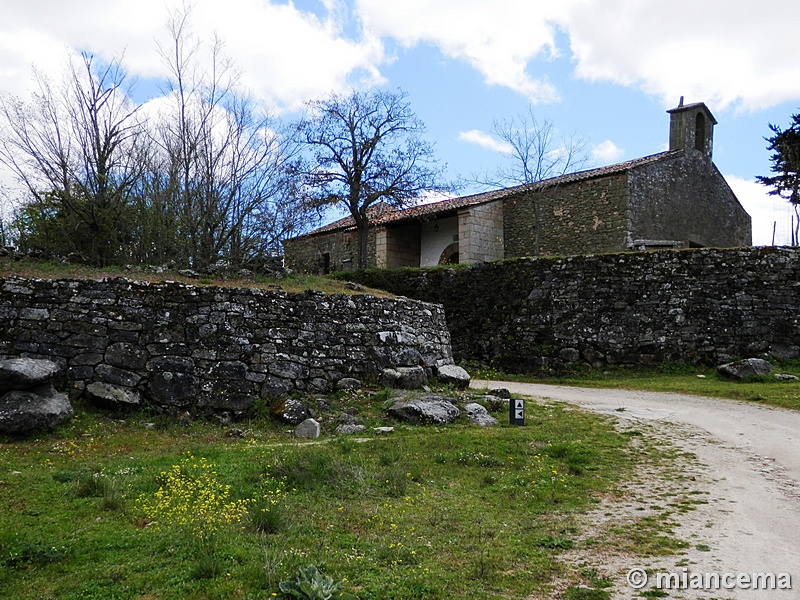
[0,390,637,600]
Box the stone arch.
[438,242,459,265]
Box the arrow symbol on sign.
[515,410,523,419]
[515,400,524,409]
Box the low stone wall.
[0,277,454,414]
[341,247,800,371]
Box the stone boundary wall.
[341,247,800,372]
[0,277,454,414]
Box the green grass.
[0,394,634,600]
[472,361,800,411]
[0,258,392,297]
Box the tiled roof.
[299,149,683,237]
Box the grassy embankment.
[0,259,390,297]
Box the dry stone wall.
[341,247,800,372]
[0,277,454,414]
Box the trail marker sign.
[509,398,524,426]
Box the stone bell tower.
[667,97,717,160]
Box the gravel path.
[472,380,800,599]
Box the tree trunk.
[357,219,369,269]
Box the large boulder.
[0,384,73,434]
[435,365,471,389]
[0,358,62,393]
[387,395,460,425]
[717,358,772,380]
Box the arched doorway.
[438,242,459,265]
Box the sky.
[1,0,799,245]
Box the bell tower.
[667,97,717,160]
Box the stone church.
[283,101,752,274]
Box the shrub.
[279,564,357,600]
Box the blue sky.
[1,0,799,245]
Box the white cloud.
[458,130,514,154]
[563,0,800,111]
[356,0,570,103]
[0,0,386,111]
[3,0,799,116]
[726,175,796,246]
[591,140,624,164]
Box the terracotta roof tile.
[299,150,683,237]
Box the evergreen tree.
[757,113,800,244]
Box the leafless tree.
[0,53,146,264]
[292,89,449,269]
[475,107,589,255]
[151,5,306,269]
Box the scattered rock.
[215,412,233,426]
[336,377,363,391]
[224,428,247,438]
[85,382,141,410]
[337,413,358,425]
[463,402,499,427]
[489,388,511,399]
[0,358,63,393]
[0,385,73,434]
[335,424,366,435]
[717,358,772,380]
[775,373,800,382]
[387,395,460,425]
[274,397,309,425]
[178,269,201,278]
[381,366,427,389]
[295,418,321,439]
[373,426,394,434]
[177,411,192,426]
[435,364,471,389]
[482,394,509,411]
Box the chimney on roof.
[667,100,717,160]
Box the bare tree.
[0,53,146,264]
[151,6,305,270]
[292,89,449,269]
[475,108,589,255]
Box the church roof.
[300,149,684,237]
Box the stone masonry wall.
[459,201,504,264]
[502,173,629,257]
[0,277,454,414]
[628,153,751,248]
[341,247,800,372]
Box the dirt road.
[471,380,800,599]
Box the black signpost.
[509,397,524,426]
